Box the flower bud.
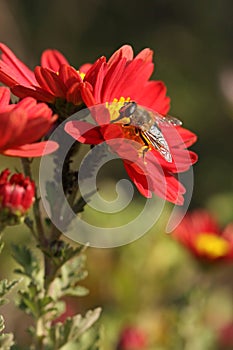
[0,169,35,226]
[117,326,147,350]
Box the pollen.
[195,233,230,259]
[76,70,86,80]
[79,72,86,80]
[106,97,131,122]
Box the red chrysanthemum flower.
[0,169,35,225]
[65,45,198,204]
[0,86,58,157]
[117,326,147,350]
[80,45,170,114]
[172,210,233,261]
[0,42,91,111]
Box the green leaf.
[11,244,39,279]
[61,286,89,297]
[70,308,102,339]
[17,283,54,318]
[0,279,19,306]
[44,241,85,270]
[48,308,101,349]
[0,279,19,299]
[52,255,88,300]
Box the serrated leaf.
[52,255,88,300]
[11,244,39,279]
[0,333,14,349]
[0,279,19,307]
[71,308,102,339]
[48,308,101,349]
[0,279,19,299]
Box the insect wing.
[153,112,182,127]
[143,124,172,163]
[166,115,182,126]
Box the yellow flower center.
[195,233,230,259]
[106,97,131,122]
[79,72,86,80]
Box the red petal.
[41,49,70,71]
[137,81,170,115]
[34,67,66,98]
[79,63,92,73]
[66,82,82,105]
[110,59,154,101]
[108,45,134,68]
[3,141,58,157]
[101,58,127,102]
[176,126,198,147]
[65,121,103,144]
[135,48,153,63]
[0,62,19,87]
[80,82,96,106]
[12,85,55,103]
[59,65,82,89]
[0,43,37,86]
[15,97,56,143]
[124,161,152,198]
[84,57,106,92]
[0,109,28,149]
[10,185,24,209]
[0,86,11,108]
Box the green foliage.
[11,244,39,279]
[52,255,89,300]
[10,239,101,348]
[0,279,18,306]
[0,265,17,349]
[0,317,14,349]
[47,308,101,350]
[44,240,86,270]
[17,282,54,318]
[0,333,14,350]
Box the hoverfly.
[111,101,182,163]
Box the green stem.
[21,158,47,244]
[34,317,45,350]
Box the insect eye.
[119,102,137,117]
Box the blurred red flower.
[0,87,58,157]
[218,322,233,349]
[116,326,147,350]
[65,45,197,204]
[172,210,233,261]
[0,43,91,108]
[0,169,35,225]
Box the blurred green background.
[1,0,233,349]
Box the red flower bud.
[0,169,35,226]
[117,326,147,350]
